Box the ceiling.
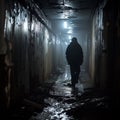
[34,0,102,40]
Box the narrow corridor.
[0,0,120,119]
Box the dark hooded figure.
[66,37,83,89]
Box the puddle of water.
[29,97,73,120]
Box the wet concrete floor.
[7,65,117,120]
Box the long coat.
[66,41,83,66]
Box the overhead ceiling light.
[64,21,67,28]
[23,18,28,32]
[67,29,72,34]
[68,35,72,39]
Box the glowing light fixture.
[68,26,72,29]
[68,35,72,39]
[64,21,67,29]
[31,22,34,31]
[23,18,28,32]
[67,29,72,34]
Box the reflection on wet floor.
[28,65,84,120]
[5,65,115,120]
[49,65,85,97]
[28,65,112,120]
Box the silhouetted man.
[66,37,83,89]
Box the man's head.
[72,37,77,42]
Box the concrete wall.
[89,0,107,89]
[103,0,120,106]
[0,0,65,110]
[89,18,96,86]
[90,0,120,104]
